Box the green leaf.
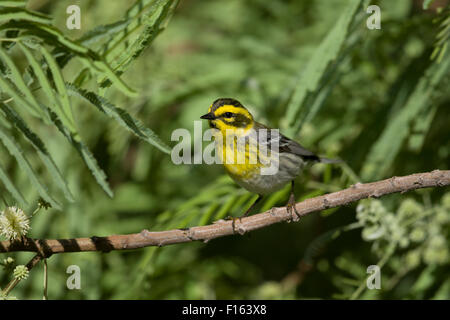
[92,58,137,97]
[432,278,450,299]
[361,54,450,180]
[109,0,176,74]
[0,46,46,119]
[100,0,177,90]
[78,19,132,46]
[0,162,27,206]
[0,7,52,24]
[431,7,450,62]
[0,124,61,209]
[66,83,171,154]
[18,42,76,132]
[0,71,42,118]
[303,223,361,265]
[0,0,27,8]
[295,69,342,133]
[103,0,169,60]
[283,0,362,134]
[39,45,76,130]
[46,108,114,198]
[0,102,74,202]
[410,266,436,298]
[0,21,89,54]
[408,104,438,152]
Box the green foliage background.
[0,0,449,299]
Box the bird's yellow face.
[200,98,254,135]
[201,98,261,179]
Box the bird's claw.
[287,194,301,221]
[225,215,242,234]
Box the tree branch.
[0,170,448,255]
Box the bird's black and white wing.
[278,135,320,161]
[254,123,320,162]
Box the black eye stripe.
[219,115,251,127]
[220,112,234,118]
[215,110,251,125]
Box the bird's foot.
[286,193,301,221]
[225,215,243,234]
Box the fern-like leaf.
[282,0,363,135]
[18,42,77,133]
[0,46,45,119]
[100,0,178,89]
[46,107,114,198]
[67,83,171,154]
[0,0,27,8]
[0,124,61,209]
[0,161,27,206]
[109,0,177,73]
[103,0,169,59]
[0,7,51,24]
[431,6,450,62]
[39,45,76,130]
[0,71,42,118]
[361,52,450,180]
[0,102,74,202]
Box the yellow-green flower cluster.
[13,265,29,281]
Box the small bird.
[200,98,339,221]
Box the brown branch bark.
[0,170,448,255]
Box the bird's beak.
[200,112,216,120]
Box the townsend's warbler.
[200,98,339,220]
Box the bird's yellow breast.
[213,130,263,179]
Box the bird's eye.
[223,112,233,118]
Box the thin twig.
[350,242,397,300]
[1,254,44,297]
[0,170,448,255]
[43,259,48,300]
